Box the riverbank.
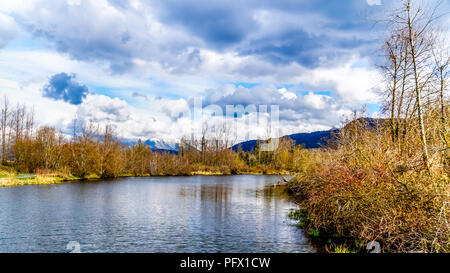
[0,170,291,188]
[287,166,449,254]
[0,174,81,187]
[285,127,449,253]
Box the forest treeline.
[0,99,303,180]
[288,0,449,253]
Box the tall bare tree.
[381,30,407,143]
[432,34,449,139]
[407,0,429,171]
[382,0,447,172]
[1,97,9,164]
[431,30,450,172]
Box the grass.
[0,164,17,178]
[0,176,62,187]
[0,171,82,187]
[327,244,358,254]
[190,171,226,176]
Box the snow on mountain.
[122,138,179,152]
[144,138,179,152]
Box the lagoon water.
[0,175,314,253]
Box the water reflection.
[0,175,314,253]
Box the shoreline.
[0,171,291,188]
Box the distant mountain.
[144,138,179,152]
[232,118,384,152]
[289,130,338,149]
[122,138,179,153]
[231,130,336,152]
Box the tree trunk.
[397,47,408,151]
[391,67,398,144]
[440,67,447,135]
[407,1,431,173]
[440,66,448,173]
[1,98,8,164]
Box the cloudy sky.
[0,0,448,142]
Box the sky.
[0,0,448,142]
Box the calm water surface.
[0,175,314,253]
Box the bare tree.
[200,121,209,164]
[381,30,407,143]
[432,33,449,140]
[11,104,26,147]
[407,0,430,171]
[24,107,34,138]
[1,96,9,164]
[381,0,447,172]
[431,30,450,172]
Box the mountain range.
[231,129,337,152]
[144,138,179,152]
[124,130,336,154]
[125,118,383,154]
[122,138,179,153]
[231,118,383,152]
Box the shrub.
[288,122,449,253]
